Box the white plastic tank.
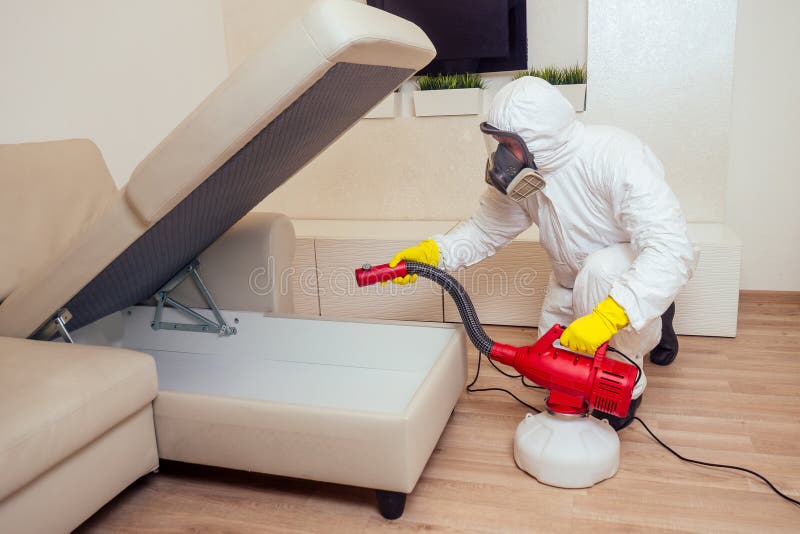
[513,411,620,488]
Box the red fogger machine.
[356,259,639,488]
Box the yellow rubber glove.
[560,296,629,354]
[386,239,440,285]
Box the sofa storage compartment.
[73,307,467,497]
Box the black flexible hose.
[404,261,496,355]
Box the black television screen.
[368,0,527,75]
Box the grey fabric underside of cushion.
[61,63,413,332]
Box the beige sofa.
[0,338,158,533]
[0,1,465,529]
[0,136,161,534]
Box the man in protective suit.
[389,76,697,429]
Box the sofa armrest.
[169,212,296,313]
[0,337,157,502]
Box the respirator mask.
[480,122,545,202]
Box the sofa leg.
[376,490,406,520]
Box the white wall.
[581,0,737,223]
[726,0,800,290]
[4,1,794,290]
[526,0,587,69]
[0,0,229,186]
[249,0,736,225]
[245,0,588,220]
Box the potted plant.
[365,88,401,119]
[514,64,587,112]
[412,73,485,117]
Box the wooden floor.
[79,293,800,533]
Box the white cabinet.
[292,220,457,322]
[443,233,552,327]
[288,220,742,337]
[291,238,320,316]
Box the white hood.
[487,76,584,174]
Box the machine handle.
[551,324,609,360]
[355,261,407,287]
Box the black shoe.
[592,395,642,431]
[650,302,678,366]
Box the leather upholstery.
[0,139,118,302]
[0,0,434,339]
[0,337,158,500]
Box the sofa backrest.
[0,139,119,302]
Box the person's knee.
[581,244,634,284]
[573,244,635,314]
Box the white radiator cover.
[674,224,742,337]
[292,220,742,338]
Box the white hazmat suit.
[432,77,698,398]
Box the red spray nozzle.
[355,261,407,287]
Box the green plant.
[513,63,587,85]
[417,72,485,91]
[561,63,586,84]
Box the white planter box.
[556,84,586,112]
[364,92,399,119]
[412,88,483,117]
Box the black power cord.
[402,262,797,507]
[484,352,545,389]
[632,416,799,507]
[607,345,642,386]
[466,350,541,413]
[466,349,800,508]
[608,349,799,507]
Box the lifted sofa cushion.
[0,0,434,339]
